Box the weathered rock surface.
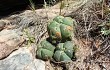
[0,47,45,70]
[0,21,6,31]
[0,29,24,59]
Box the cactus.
[53,16,64,23]
[47,16,75,42]
[54,51,71,62]
[36,16,77,62]
[47,21,61,40]
[36,40,55,60]
[60,24,73,40]
[62,17,73,27]
[54,41,75,62]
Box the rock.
[0,21,6,31]
[0,29,24,59]
[0,47,45,70]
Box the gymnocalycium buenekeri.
[36,16,77,63]
[47,16,76,43]
[36,40,55,60]
[54,41,76,62]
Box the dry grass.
[0,0,110,70]
[66,0,110,70]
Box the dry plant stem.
[101,44,110,53]
[92,37,108,53]
[44,0,49,19]
[86,60,110,65]
[59,1,63,15]
[36,31,47,44]
[83,13,90,44]
[102,0,104,19]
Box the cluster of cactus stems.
[36,16,76,62]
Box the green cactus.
[36,40,55,60]
[37,48,54,60]
[60,24,73,40]
[53,16,64,23]
[40,40,55,52]
[56,43,64,50]
[60,52,72,62]
[47,21,61,40]
[62,17,73,27]
[54,50,63,61]
[54,50,71,62]
[64,50,73,59]
[47,16,75,42]
[63,41,74,50]
[36,16,77,62]
[54,41,75,62]
[56,41,74,51]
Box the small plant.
[29,0,36,12]
[24,29,35,47]
[101,27,110,35]
[100,21,110,35]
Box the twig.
[44,0,49,19]
[101,45,110,53]
[102,0,104,19]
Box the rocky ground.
[0,0,110,70]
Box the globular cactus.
[47,16,75,42]
[36,40,55,60]
[54,41,75,62]
[54,50,71,62]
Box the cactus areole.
[47,16,75,42]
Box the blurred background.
[0,0,57,16]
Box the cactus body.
[62,17,73,27]
[60,52,72,62]
[47,21,61,41]
[47,16,75,42]
[54,41,75,62]
[36,16,77,62]
[60,24,73,39]
[53,16,64,23]
[54,50,71,62]
[36,40,55,60]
